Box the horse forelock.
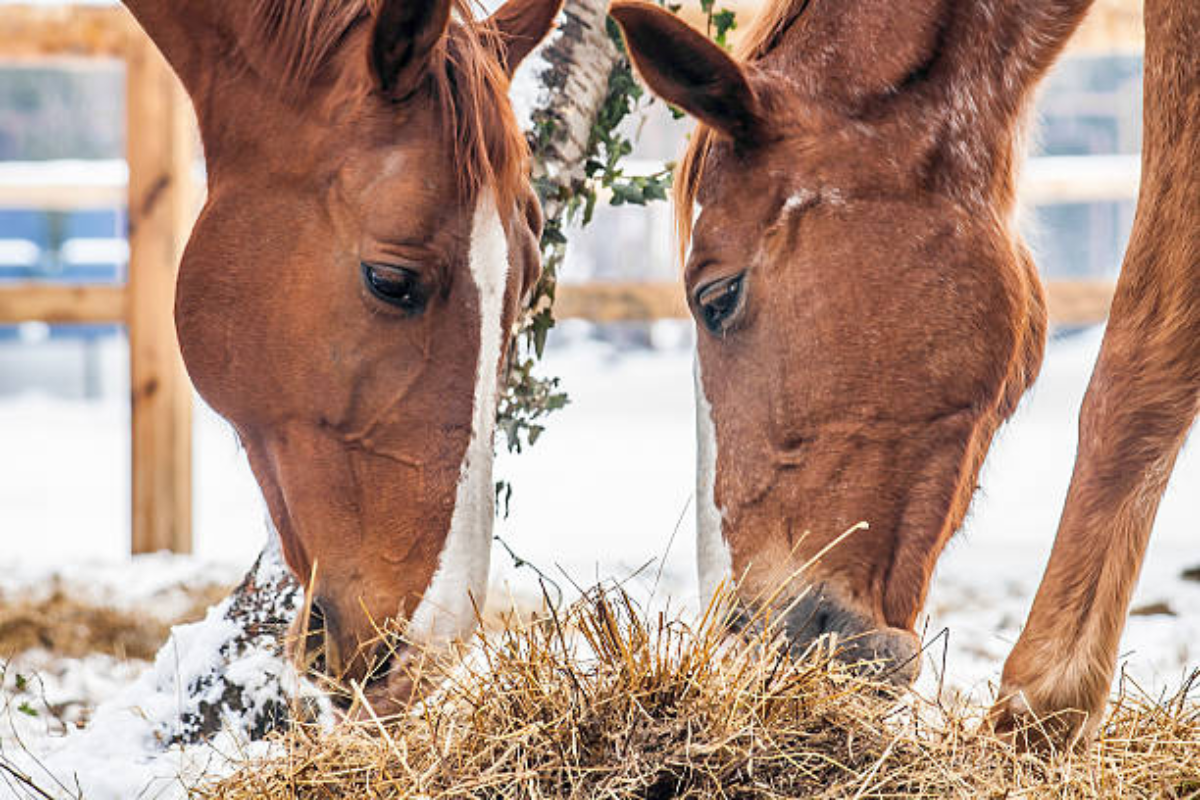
[437,17,530,216]
[246,0,528,213]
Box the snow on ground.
[0,538,317,800]
[0,322,1197,797]
[0,553,242,758]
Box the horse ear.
[486,0,564,75]
[609,0,761,141]
[371,0,453,99]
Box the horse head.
[612,0,1060,683]
[125,0,560,709]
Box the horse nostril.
[777,584,921,684]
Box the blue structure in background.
[0,207,125,346]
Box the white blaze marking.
[408,192,507,645]
[695,356,732,605]
[783,189,816,214]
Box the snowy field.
[1,322,1198,797]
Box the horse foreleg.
[990,317,1197,748]
[990,0,1199,750]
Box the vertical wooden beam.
[126,31,193,554]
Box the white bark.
[520,0,622,222]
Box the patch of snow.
[0,240,39,267]
[59,238,128,266]
[3,606,243,799]
[0,553,243,622]
[0,160,126,189]
[0,536,319,800]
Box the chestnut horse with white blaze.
[611,0,1197,746]
[121,0,561,711]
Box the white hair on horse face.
[694,356,732,605]
[407,191,507,645]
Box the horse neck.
[1130,0,1200,327]
[1142,0,1198,179]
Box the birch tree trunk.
[520,0,621,223]
[161,0,624,744]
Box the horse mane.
[246,0,528,211]
[673,0,811,260]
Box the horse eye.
[361,263,427,315]
[695,272,746,336]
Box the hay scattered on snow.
[0,584,231,661]
[205,586,1200,799]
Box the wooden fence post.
[125,32,193,554]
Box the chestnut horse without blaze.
[121,0,561,712]
[611,0,1197,746]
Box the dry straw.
[204,585,1199,799]
[0,585,230,662]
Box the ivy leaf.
[18,702,38,718]
[713,9,738,47]
[533,321,550,358]
[541,224,567,246]
[610,182,646,205]
[605,15,624,49]
[494,480,513,518]
[582,190,599,226]
[643,179,668,202]
[499,419,521,453]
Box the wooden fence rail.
[0,4,1124,555]
[554,280,1116,327]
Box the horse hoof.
[988,686,1096,753]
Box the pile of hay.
[205,587,1199,799]
[0,584,230,661]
